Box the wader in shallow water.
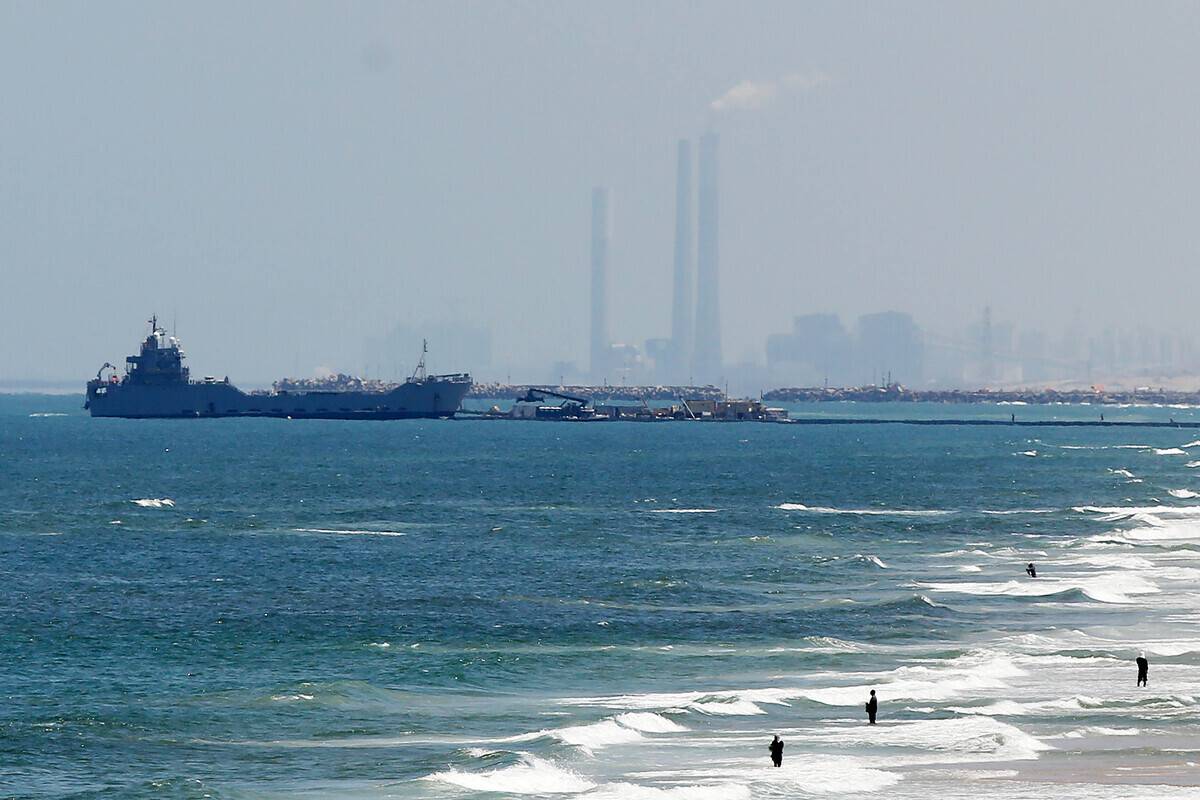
[768,735,784,767]
[866,690,878,724]
[1137,653,1149,687]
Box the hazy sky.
[3,2,1199,383]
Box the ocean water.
[4,395,1200,799]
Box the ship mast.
[411,339,428,382]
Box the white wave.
[775,503,951,516]
[1039,693,1197,712]
[552,719,645,749]
[956,565,983,573]
[797,636,869,653]
[1154,448,1188,456]
[586,783,751,800]
[778,756,900,793]
[800,654,1027,707]
[1168,489,1200,499]
[1099,522,1200,546]
[612,712,688,733]
[853,553,888,568]
[132,498,174,508]
[933,549,995,559]
[1052,726,1141,739]
[28,412,68,417]
[648,509,717,514]
[921,574,1159,604]
[1074,504,1200,519]
[1056,554,1155,569]
[689,699,766,716]
[1187,460,1200,468]
[559,687,791,714]
[562,654,1025,713]
[463,747,501,758]
[1109,468,1136,478]
[808,716,1049,762]
[943,700,1030,716]
[270,693,315,702]
[941,692,1158,718]
[1181,440,1200,449]
[1140,640,1200,656]
[292,528,408,536]
[979,508,1057,515]
[1017,450,1038,457]
[424,754,594,794]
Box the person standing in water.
[768,734,784,767]
[1026,563,1037,578]
[1136,652,1149,687]
[866,690,878,724]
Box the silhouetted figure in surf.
[866,690,878,724]
[1026,563,1037,578]
[1137,652,1149,687]
[768,734,784,767]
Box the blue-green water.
[4,396,1200,799]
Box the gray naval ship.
[85,317,472,419]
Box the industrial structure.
[668,138,694,384]
[693,131,722,384]
[589,187,610,382]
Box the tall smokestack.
[590,187,610,381]
[693,131,722,383]
[670,139,694,385]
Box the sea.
[4,394,1200,799]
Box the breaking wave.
[424,754,595,794]
[921,574,1159,604]
[131,498,174,508]
[806,716,1049,762]
[775,504,951,516]
[559,653,1025,713]
[612,712,688,733]
[292,528,408,537]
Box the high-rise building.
[693,131,722,384]
[856,311,924,386]
[590,187,610,381]
[766,313,854,386]
[669,139,694,384]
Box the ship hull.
[86,378,471,420]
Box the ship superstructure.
[85,317,471,419]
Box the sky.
[2,2,1199,384]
